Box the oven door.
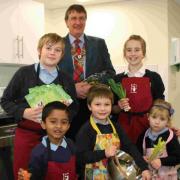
[0,124,16,147]
[0,123,16,180]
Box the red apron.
[13,119,42,180]
[118,77,153,143]
[45,156,78,180]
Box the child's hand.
[141,170,151,180]
[105,145,117,158]
[18,168,31,180]
[18,168,24,180]
[143,156,149,163]
[61,100,71,106]
[23,107,43,122]
[118,98,131,111]
[150,158,161,170]
[171,127,180,137]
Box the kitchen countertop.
[0,112,13,119]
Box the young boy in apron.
[18,101,78,180]
[1,33,78,180]
[76,84,151,180]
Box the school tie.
[73,39,84,82]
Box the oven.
[0,113,16,180]
[0,124,16,147]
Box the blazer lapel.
[84,35,93,78]
[63,35,74,79]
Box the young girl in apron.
[113,35,165,144]
[76,84,151,180]
[1,33,78,180]
[142,99,180,179]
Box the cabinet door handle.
[16,36,19,58]
[19,36,23,58]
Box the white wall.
[168,0,180,128]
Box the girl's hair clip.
[169,108,175,116]
[153,105,174,116]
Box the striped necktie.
[73,39,84,82]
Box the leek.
[108,79,126,99]
[148,137,166,162]
[108,79,130,111]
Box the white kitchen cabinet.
[0,0,18,63]
[0,0,44,64]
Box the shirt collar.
[93,117,110,125]
[124,64,146,77]
[35,63,57,76]
[42,135,67,151]
[69,33,85,45]
[146,127,169,141]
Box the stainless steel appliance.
[0,124,16,147]
[0,113,16,180]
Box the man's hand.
[75,81,91,99]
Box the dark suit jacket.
[58,34,115,79]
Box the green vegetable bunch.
[108,79,126,99]
[84,71,112,85]
[148,137,166,162]
[108,79,130,111]
[25,83,73,108]
[84,74,99,85]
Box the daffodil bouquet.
[148,137,166,162]
[108,79,130,111]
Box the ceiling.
[35,0,180,9]
[35,0,122,9]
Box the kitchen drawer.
[0,124,17,147]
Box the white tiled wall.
[0,64,22,87]
[0,64,22,113]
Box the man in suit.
[59,4,115,140]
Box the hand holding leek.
[108,79,131,111]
